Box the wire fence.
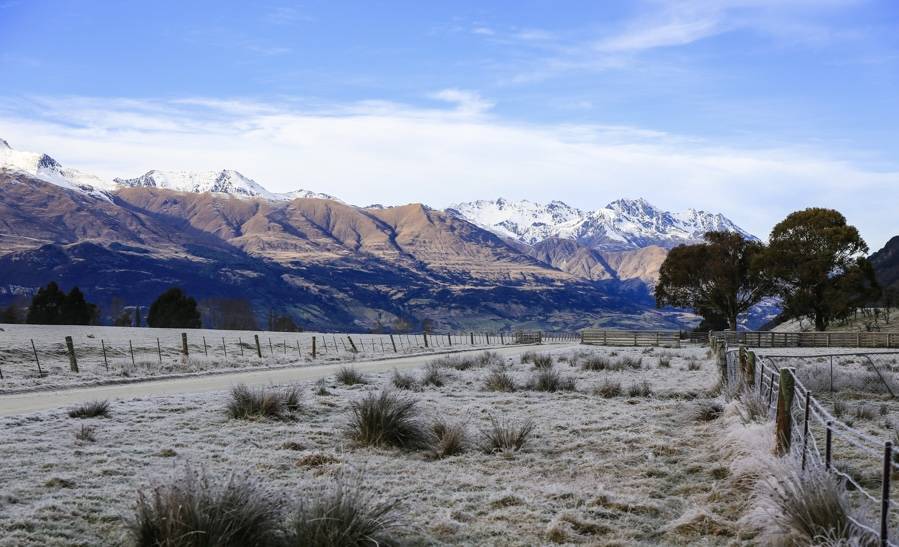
[723,345,899,546]
[0,329,580,383]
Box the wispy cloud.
[0,94,896,247]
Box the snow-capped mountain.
[0,139,340,203]
[0,138,116,198]
[448,197,755,251]
[114,170,340,202]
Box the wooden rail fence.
[580,329,681,348]
[712,330,899,349]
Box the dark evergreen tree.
[147,288,201,329]
[26,282,67,324]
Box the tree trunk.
[815,312,827,332]
[728,314,738,331]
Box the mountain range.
[0,138,765,331]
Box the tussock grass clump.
[288,478,399,547]
[618,356,643,370]
[580,356,610,371]
[68,400,110,419]
[767,467,860,546]
[531,353,553,370]
[484,368,516,392]
[432,351,500,371]
[658,356,672,369]
[391,369,416,390]
[479,415,535,454]
[129,467,282,547]
[75,424,97,442]
[348,391,428,450]
[852,404,875,421]
[686,358,702,371]
[427,419,467,459]
[593,379,622,398]
[693,401,724,422]
[627,380,652,398]
[833,399,847,419]
[421,362,445,387]
[336,366,366,386]
[737,389,770,424]
[315,378,331,396]
[226,384,301,420]
[527,367,576,392]
[520,350,538,364]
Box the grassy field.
[0,344,753,546]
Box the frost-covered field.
[0,324,513,393]
[0,344,754,546]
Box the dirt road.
[0,343,580,416]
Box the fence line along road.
[0,329,579,382]
[713,330,899,349]
[712,337,899,546]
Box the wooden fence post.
[389,334,397,353]
[65,336,79,372]
[747,351,756,387]
[254,335,262,358]
[156,338,162,363]
[223,337,228,358]
[129,340,136,367]
[775,368,796,456]
[882,441,892,546]
[448,334,453,346]
[269,338,274,356]
[470,332,474,345]
[347,336,358,353]
[202,336,208,357]
[31,339,42,376]
[101,340,109,372]
[312,336,317,359]
[181,333,189,357]
[239,337,244,357]
[423,334,429,348]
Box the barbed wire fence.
[713,334,899,546]
[0,330,580,382]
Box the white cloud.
[0,95,896,248]
[429,89,495,115]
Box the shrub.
[532,353,553,369]
[581,356,610,371]
[75,424,97,442]
[421,362,445,387]
[627,380,652,398]
[427,419,467,459]
[68,400,110,419]
[767,467,859,545]
[227,384,301,420]
[527,368,576,392]
[484,368,516,392]
[287,478,399,547]
[129,467,281,547]
[593,379,622,398]
[391,369,416,390]
[348,391,428,449]
[336,366,366,386]
[479,415,535,454]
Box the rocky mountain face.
[0,139,758,331]
[870,236,899,293]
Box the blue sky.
[1,0,898,247]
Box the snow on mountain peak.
[0,139,117,198]
[114,170,342,202]
[449,197,755,251]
